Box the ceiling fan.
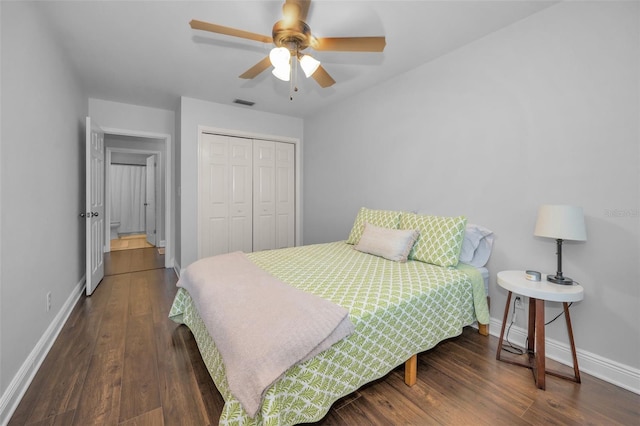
[189,0,386,90]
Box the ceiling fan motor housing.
[272,20,314,52]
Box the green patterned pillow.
[346,207,402,244]
[400,213,467,267]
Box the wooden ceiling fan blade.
[313,36,386,52]
[298,0,311,22]
[311,65,335,88]
[284,0,311,22]
[239,56,272,79]
[189,19,272,44]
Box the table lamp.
[534,204,587,285]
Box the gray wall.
[303,1,639,382]
[1,0,87,404]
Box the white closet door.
[275,142,295,249]
[228,138,253,253]
[199,134,252,258]
[199,133,295,258]
[199,133,229,258]
[253,140,276,252]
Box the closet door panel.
[229,139,253,253]
[209,216,230,256]
[199,134,231,257]
[253,141,276,251]
[275,142,295,249]
[208,163,230,256]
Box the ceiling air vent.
[233,98,255,106]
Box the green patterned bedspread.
[169,241,490,425]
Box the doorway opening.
[102,129,172,269]
[107,148,161,252]
[106,146,162,251]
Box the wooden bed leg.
[404,354,417,386]
[478,323,489,336]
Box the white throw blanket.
[177,251,355,417]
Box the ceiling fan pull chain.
[289,70,294,101]
[293,52,299,94]
[290,52,299,101]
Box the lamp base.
[547,275,574,285]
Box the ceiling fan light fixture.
[272,65,290,81]
[269,46,290,69]
[300,54,321,78]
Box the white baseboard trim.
[0,276,85,426]
[488,317,640,395]
[173,261,181,278]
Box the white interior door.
[85,117,105,296]
[145,155,156,246]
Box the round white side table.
[496,270,584,390]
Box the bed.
[169,209,493,425]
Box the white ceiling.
[37,0,557,118]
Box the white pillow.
[355,222,419,262]
[459,224,494,267]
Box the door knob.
[91,212,99,217]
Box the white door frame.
[103,127,173,269]
[145,154,157,246]
[197,125,302,248]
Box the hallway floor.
[110,233,155,251]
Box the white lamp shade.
[271,65,290,81]
[299,54,321,78]
[269,47,290,69]
[534,204,587,241]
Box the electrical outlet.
[514,296,524,310]
[46,292,51,312]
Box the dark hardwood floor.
[9,247,640,425]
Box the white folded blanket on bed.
[177,251,355,417]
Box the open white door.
[145,155,156,246]
[85,117,105,295]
